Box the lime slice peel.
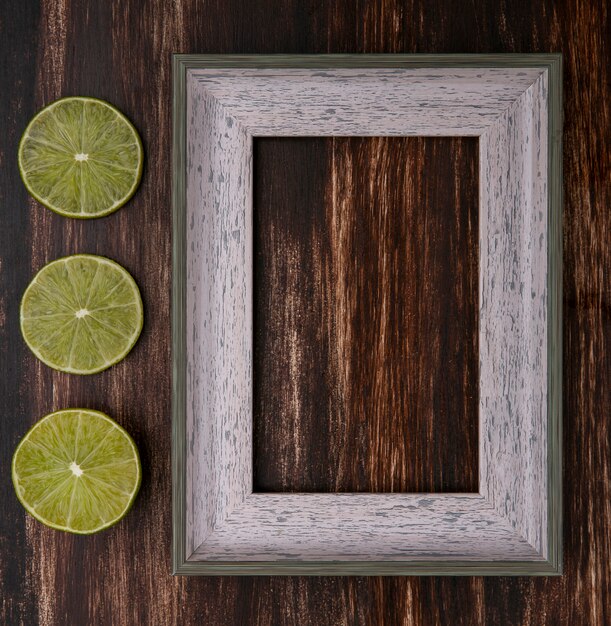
[18,96,143,218]
[12,409,141,534]
[20,254,143,375]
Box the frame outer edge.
[171,52,565,69]
[171,53,564,576]
[172,54,188,574]
[173,560,562,577]
[546,53,563,575]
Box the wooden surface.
[0,0,607,624]
[254,136,479,494]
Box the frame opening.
[252,136,480,494]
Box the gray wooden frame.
[172,54,562,576]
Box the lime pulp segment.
[20,254,143,374]
[18,97,143,218]
[12,409,141,534]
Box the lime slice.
[18,96,143,218]
[20,254,143,374]
[12,409,141,534]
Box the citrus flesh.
[20,254,143,374]
[18,97,143,218]
[12,409,141,534]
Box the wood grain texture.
[0,0,608,623]
[185,82,253,555]
[253,136,479,494]
[193,495,541,561]
[191,67,544,135]
[478,72,549,556]
[0,1,41,624]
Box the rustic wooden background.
[0,0,608,624]
[254,136,479,494]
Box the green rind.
[20,254,144,375]
[12,408,142,535]
[172,53,563,576]
[18,96,143,219]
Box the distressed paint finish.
[192,67,541,137]
[253,136,479,494]
[178,59,559,572]
[193,67,544,136]
[479,72,549,556]
[185,80,253,555]
[193,495,541,561]
[1,0,607,624]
